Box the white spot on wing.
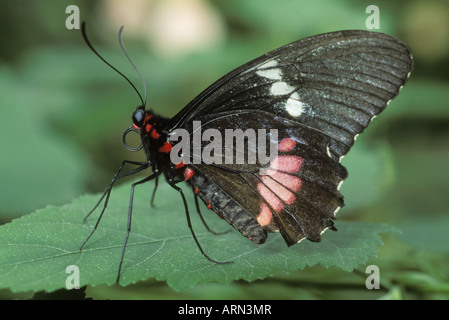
[256,68,283,81]
[270,82,294,96]
[285,92,303,117]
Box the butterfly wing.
[188,111,347,245]
[169,30,413,161]
[172,30,412,245]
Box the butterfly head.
[130,107,162,141]
[122,106,149,152]
[131,106,146,130]
[124,106,171,162]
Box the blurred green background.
[0,0,448,299]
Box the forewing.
[168,30,413,161]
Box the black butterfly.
[79,23,413,283]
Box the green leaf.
[0,181,394,293]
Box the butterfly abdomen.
[188,169,268,244]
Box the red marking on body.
[175,161,185,169]
[133,123,140,130]
[270,155,303,173]
[264,169,302,192]
[158,142,173,153]
[261,176,296,205]
[207,203,212,210]
[194,187,199,195]
[278,138,297,152]
[257,183,283,213]
[150,129,160,139]
[145,124,152,133]
[257,203,273,227]
[183,167,194,181]
[144,114,153,123]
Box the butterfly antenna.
[81,22,145,108]
[118,25,147,109]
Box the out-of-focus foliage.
[0,0,448,299]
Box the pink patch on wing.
[278,138,297,152]
[264,169,302,192]
[257,183,283,213]
[261,176,296,205]
[257,203,272,227]
[270,155,303,173]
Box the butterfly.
[79,23,413,283]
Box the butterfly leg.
[167,180,233,265]
[193,193,230,236]
[83,160,149,221]
[150,176,159,207]
[165,177,228,234]
[116,171,160,284]
[80,160,149,251]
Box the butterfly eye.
[132,108,145,129]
